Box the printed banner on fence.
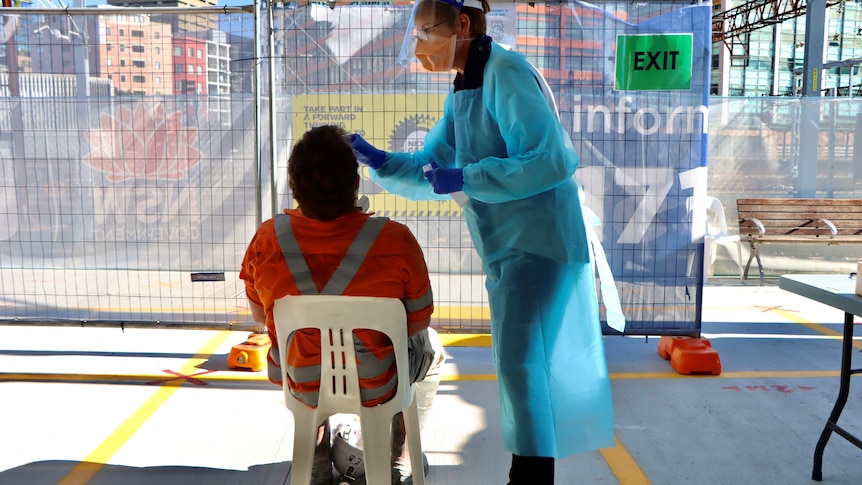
[291,93,462,217]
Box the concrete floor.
[2,279,862,484]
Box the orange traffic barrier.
[228,332,271,372]
[658,335,722,375]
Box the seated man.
[240,125,444,485]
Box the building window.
[106,44,112,51]
[107,58,112,66]
[120,45,125,52]
[188,47,194,57]
[196,49,202,59]
[188,65,194,73]
[154,31,160,40]
[197,66,202,75]
[155,76,161,85]
[133,60,145,68]
[175,81,183,91]
[197,82,202,93]
[132,45,144,53]
[174,46,182,56]
[121,75,126,82]
[155,47,160,55]
[175,64,184,73]
[155,61,161,70]
[133,75,145,83]
[131,30,144,38]
[120,59,125,67]
[119,29,124,36]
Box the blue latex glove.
[347,134,386,170]
[423,162,464,194]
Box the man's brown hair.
[288,125,358,221]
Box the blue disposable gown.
[372,40,614,458]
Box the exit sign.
[615,34,693,91]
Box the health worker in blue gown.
[348,0,615,482]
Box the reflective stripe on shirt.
[273,213,399,408]
[404,287,433,313]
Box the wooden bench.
[737,198,862,284]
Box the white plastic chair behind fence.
[688,195,736,282]
[272,295,424,485]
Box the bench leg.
[754,246,765,286]
[743,241,756,281]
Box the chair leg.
[404,398,425,485]
[289,412,321,485]
[359,412,393,485]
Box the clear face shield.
[398,0,484,67]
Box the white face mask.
[415,34,457,72]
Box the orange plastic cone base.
[227,332,271,372]
[658,335,721,375]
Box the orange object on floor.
[658,335,721,375]
[228,332,271,372]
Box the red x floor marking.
[148,369,216,386]
[753,305,798,313]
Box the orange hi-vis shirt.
[239,208,434,406]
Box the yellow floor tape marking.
[29,312,848,485]
[438,333,492,347]
[440,370,841,382]
[1,368,841,384]
[773,309,862,350]
[601,435,652,485]
[56,331,231,485]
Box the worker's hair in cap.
[417,0,490,35]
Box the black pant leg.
[507,453,554,485]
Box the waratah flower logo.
[83,103,203,182]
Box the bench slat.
[735,198,862,282]
[738,198,862,207]
[739,207,862,215]
[737,198,862,237]
[740,235,862,244]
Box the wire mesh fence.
[3,1,856,334]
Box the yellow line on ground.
[0,371,268,383]
[1,369,842,384]
[601,435,652,485]
[435,306,491,320]
[440,370,841,382]
[438,333,492,347]
[773,309,862,350]
[91,307,248,312]
[56,331,231,485]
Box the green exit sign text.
[615,34,693,91]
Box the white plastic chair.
[272,295,425,485]
[688,195,737,282]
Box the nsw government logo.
[83,102,203,182]
[388,114,437,153]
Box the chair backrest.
[704,196,728,238]
[272,295,413,419]
[687,195,729,240]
